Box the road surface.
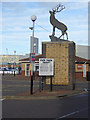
[2,93,88,119]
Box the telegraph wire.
[35,23,51,33]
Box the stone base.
[42,41,75,89]
[43,84,75,91]
[49,35,68,42]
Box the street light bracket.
[29,27,33,30]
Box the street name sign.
[39,58,54,76]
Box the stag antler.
[52,4,65,13]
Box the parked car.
[0,67,18,74]
[10,68,19,74]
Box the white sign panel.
[39,58,54,76]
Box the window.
[25,63,30,76]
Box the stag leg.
[52,26,55,36]
[65,32,68,40]
[59,32,64,39]
[59,34,63,39]
[63,34,64,39]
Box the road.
[1,75,89,119]
[2,93,88,119]
[2,76,39,96]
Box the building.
[75,56,90,78]
[76,45,90,59]
[19,54,43,76]
[9,44,89,81]
[0,55,22,68]
[19,55,90,79]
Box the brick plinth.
[42,41,75,90]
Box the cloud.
[5,27,27,32]
[64,2,88,11]
[1,0,72,2]
[2,2,87,33]
[2,6,49,25]
[69,30,88,45]
[1,0,90,3]
[2,2,27,12]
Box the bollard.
[14,70,15,76]
[72,83,75,90]
[3,70,4,76]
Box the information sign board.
[39,58,54,76]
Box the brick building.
[19,55,90,78]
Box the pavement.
[2,74,89,100]
[3,88,88,100]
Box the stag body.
[49,4,68,40]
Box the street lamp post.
[29,15,37,95]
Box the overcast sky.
[0,0,89,55]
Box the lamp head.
[31,15,37,22]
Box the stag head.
[51,4,65,14]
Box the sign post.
[30,53,35,94]
[41,77,45,91]
[50,76,52,92]
[39,58,54,91]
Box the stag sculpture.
[49,4,68,40]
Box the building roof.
[75,56,90,62]
[35,54,43,61]
[19,55,90,63]
[19,57,29,61]
[19,54,43,62]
